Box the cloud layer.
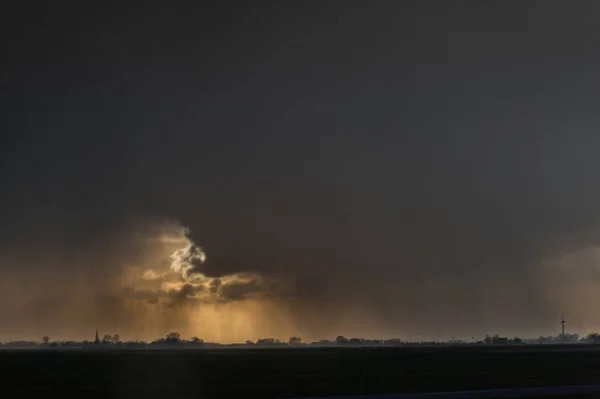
[4,2,600,344]
[121,220,286,309]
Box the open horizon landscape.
[1,217,599,345]
[4,0,600,397]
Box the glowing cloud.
[122,220,284,307]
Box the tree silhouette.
[166,332,181,343]
[335,336,348,344]
[289,336,302,345]
[102,334,112,344]
[586,332,600,343]
[190,337,204,344]
[42,336,49,345]
[112,334,121,344]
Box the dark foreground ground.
[2,345,600,398]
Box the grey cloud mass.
[2,1,600,342]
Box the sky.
[2,1,600,342]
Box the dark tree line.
[16,331,600,349]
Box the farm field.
[1,345,600,398]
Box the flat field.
[2,345,600,398]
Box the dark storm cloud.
[2,1,600,341]
[164,275,282,306]
[168,283,205,307]
[218,275,281,302]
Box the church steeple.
[94,329,100,345]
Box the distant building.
[94,329,100,345]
